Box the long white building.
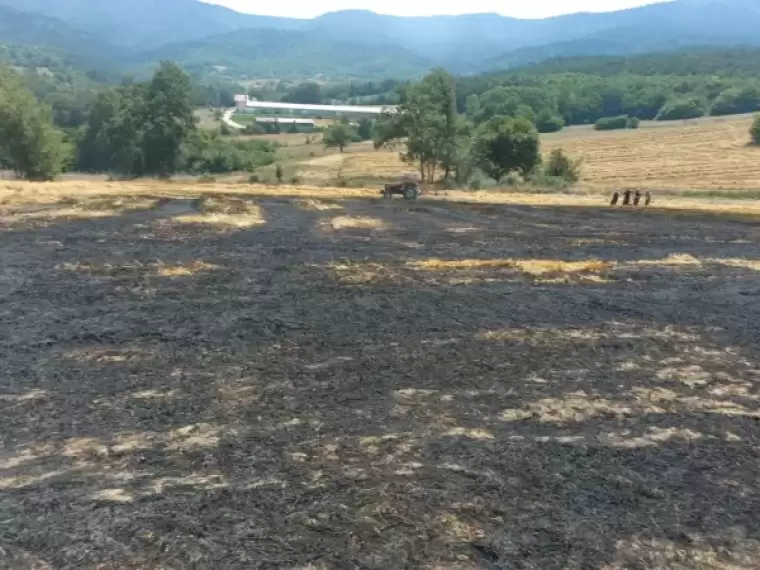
[234,95,394,116]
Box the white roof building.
[234,96,394,116]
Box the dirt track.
[2,193,760,569]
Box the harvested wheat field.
[543,115,760,192]
[2,182,760,569]
[291,115,760,193]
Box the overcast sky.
[203,0,667,19]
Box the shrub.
[275,163,283,183]
[244,122,267,135]
[182,132,277,174]
[750,115,760,146]
[528,172,572,189]
[248,173,260,183]
[469,178,483,190]
[656,98,705,121]
[198,174,216,183]
[627,116,640,129]
[290,175,301,184]
[545,149,582,183]
[505,172,522,186]
[594,115,630,131]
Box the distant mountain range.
[2,0,760,78]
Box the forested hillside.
[512,48,760,77]
[129,29,433,79]
[0,5,119,63]
[2,0,760,78]
[0,0,302,50]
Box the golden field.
[278,114,760,192]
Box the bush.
[275,163,283,183]
[248,173,260,183]
[528,172,572,190]
[290,175,301,184]
[198,174,216,183]
[182,132,277,174]
[535,109,565,133]
[505,172,522,186]
[750,115,760,146]
[469,178,483,190]
[656,98,705,121]
[544,149,582,183]
[594,115,630,131]
[244,122,267,135]
[627,116,640,129]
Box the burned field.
[1,191,760,569]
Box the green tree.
[473,115,540,182]
[357,118,374,141]
[323,122,358,152]
[0,67,68,180]
[285,82,322,104]
[656,97,705,121]
[76,88,124,173]
[375,69,460,183]
[141,61,196,177]
[750,115,760,146]
[535,109,565,133]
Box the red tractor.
[381,181,422,200]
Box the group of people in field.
[611,189,652,207]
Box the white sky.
[203,0,667,19]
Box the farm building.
[234,95,394,118]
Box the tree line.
[0,62,276,180]
[272,69,760,133]
[372,69,575,187]
[372,69,760,187]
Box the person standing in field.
[622,189,633,206]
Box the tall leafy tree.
[76,82,147,176]
[0,67,68,180]
[142,62,196,177]
[375,69,462,183]
[323,122,358,152]
[473,115,540,182]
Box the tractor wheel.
[403,186,418,200]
